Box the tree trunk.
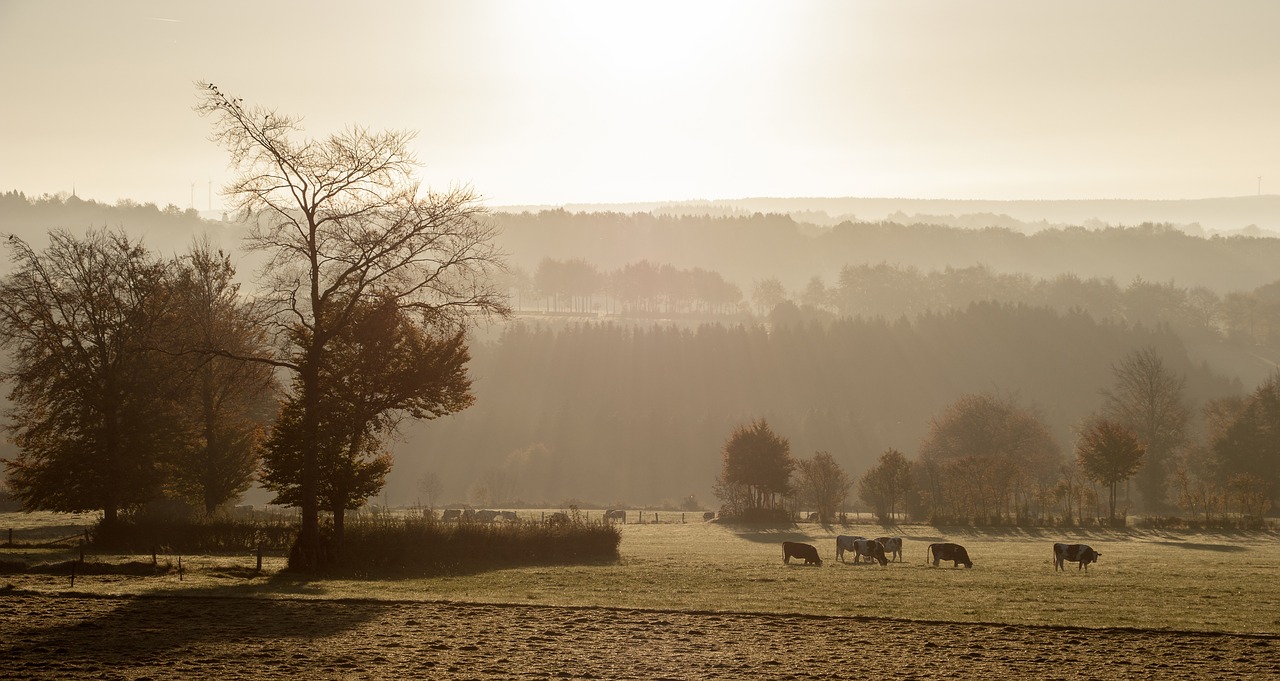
[202,371,218,517]
[292,358,322,570]
[1109,481,1118,523]
[333,506,345,551]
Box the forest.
[2,191,1279,524]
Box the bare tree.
[417,470,442,509]
[794,451,851,524]
[196,82,509,569]
[1226,473,1272,520]
[1052,464,1090,525]
[1101,346,1189,511]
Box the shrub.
[91,515,297,554]
[319,511,621,576]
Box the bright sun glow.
[481,1,827,203]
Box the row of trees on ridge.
[509,257,1280,348]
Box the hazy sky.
[2,0,1278,210]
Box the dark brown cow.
[1054,543,1101,571]
[782,541,822,566]
[926,542,973,568]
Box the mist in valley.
[3,1,1279,523]
[6,192,1277,515]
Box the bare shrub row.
[328,512,621,576]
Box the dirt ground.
[1,592,1276,679]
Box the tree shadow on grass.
[941,525,1054,539]
[0,580,396,675]
[724,526,813,544]
[1151,541,1249,553]
[312,554,621,580]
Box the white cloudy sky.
[1,0,1277,210]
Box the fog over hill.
[500,195,1280,236]
[3,191,1279,509]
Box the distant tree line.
[712,360,1275,527]
[0,190,211,243]
[399,304,1269,518]
[492,210,1280,298]
[504,256,1280,350]
[5,194,1278,525]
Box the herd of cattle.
[781,537,1102,572]
[433,509,1103,572]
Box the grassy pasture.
[2,513,1276,635]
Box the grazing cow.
[702,511,716,521]
[835,535,866,563]
[853,538,889,566]
[547,511,569,526]
[475,509,499,523]
[1053,543,1101,571]
[604,509,626,523]
[806,512,819,522]
[441,509,462,522]
[499,511,518,522]
[782,541,822,566]
[875,536,903,562]
[926,542,973,568]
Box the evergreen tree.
[714,419,794,520]
[1211,371,1280,508]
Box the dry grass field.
[1,513,1278,678]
